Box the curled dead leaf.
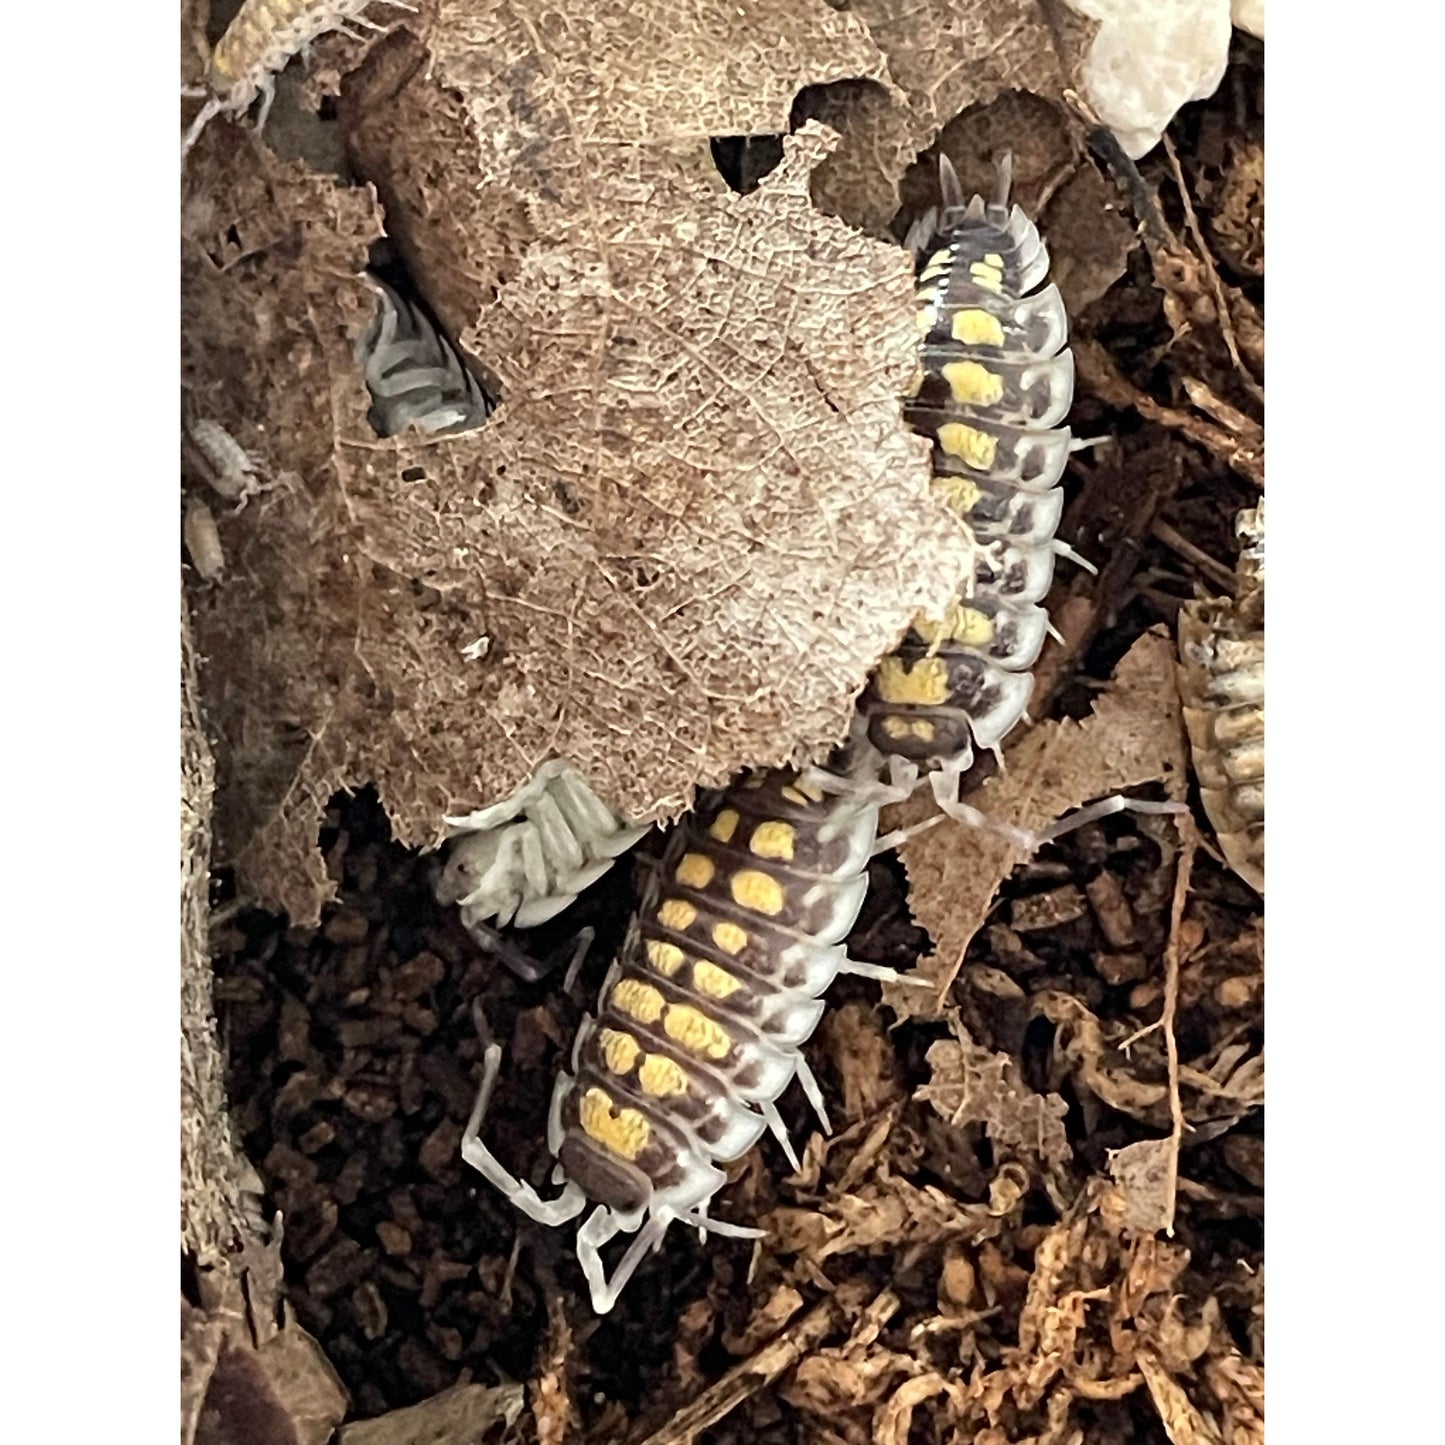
[917,1017,1071,1178]
[889,629,1188,1021]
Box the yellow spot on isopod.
[730,869,786,916]
[693,959,742,999]
[875,655,950,707]
[645,940,686,978]
[780,786,807,805]
[881,716,936,742]
[942,360,1004,407]
[708,809,740,844]
[664,1004,732,1060]
[749,821,796,861]
[952,308,1006,347]
[937,423,999,471]
[675,852,715,889]
[935,474,982,516]
[612,977,666,1023]
[914,602,995,649]
[915,306,937,335]
[983,252,1004,267]
[599,1028,641,1075]
[795,779,824,801]
[638,1054,687,1098]
[970,260,1003,292]
[579,1087,650,1160]
[712,921,748,954]
[658,898,697,931]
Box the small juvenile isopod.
[183,496,226,583]
[182,0,417,159]
[184,418,263,506]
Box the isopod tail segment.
[182,0,419,162]
[459,762,927,1315]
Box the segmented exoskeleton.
[358,276,495,439]
[1178,501,1264,892]
[437,761,650,934]
[857,158,1087,827]
[182,0,416,158]
[460,764,908,1313]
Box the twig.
[1160,819,1199,1235]
[628,1282,871,1445]
[1149,518,1237,594]
[1062,89,1170,249]
[1074,339,1264,487]
[1162,133,1265,402]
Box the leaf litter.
[186,6,1264,1443]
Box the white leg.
[254,77,277,134]
[836,955,933,988]
[561,927,594,995]
[794,1056,832,1136]
[181,96,222,159]
[1035,795,1188,846]
[871,814,943,856]
[680,1205,765,1241]
[929,770,1041,850]
[459,1041,587,1226]
[760,1099,800,1171]
[577,1206,672,1315]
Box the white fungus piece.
[436,761,651,932]
[1232,0,1263,41]
[1062,0,1234,159]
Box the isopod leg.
[577,1206,673,1315]
[760,1099,801,1171]
[181,96,223,160]
[459,1034,587,1227]
[1034,794,1188,846]
[794,1056,832,1136]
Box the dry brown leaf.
[818,1001,904,1122]
[1042,161,1140,315]
[887,628,1189,1022]
[1034,990,1170,1119]
[1106,1137,1177,1235]
[342,0,893,338]
[335,1382,527,1444]
[917,1016,1071,1177]
[1138,1350,1223,1445]
[182,595,252,1264]
[1204,1353,1264,1445]
[531,1293,576,1445]
[190,1296,348,1445]
[873,1373,953,1445]
[183,1298,226,1445]
[184,126,970,922]
[801,1,1096,234]
[764,1175,1002,1262]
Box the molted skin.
[859,176,1075,782]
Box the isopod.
[182,0,417,159]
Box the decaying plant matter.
[184,2,1263,1441]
